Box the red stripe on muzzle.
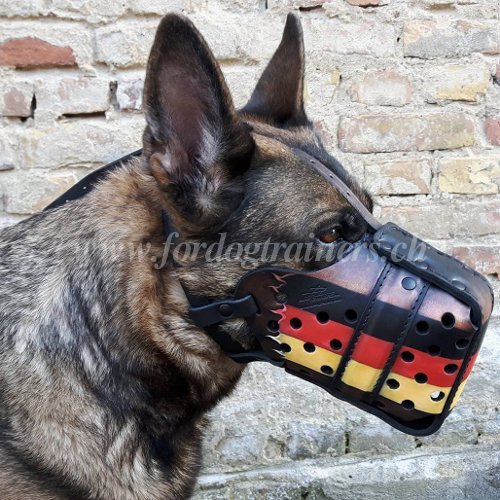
[278,305,477,388]
[277,305,354,355]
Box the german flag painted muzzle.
[188,148,494,436]
[228,229,492,435]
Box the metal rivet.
[401,277,416,290]
[452,280,466,291]
[218,304,233,317]
[275,293,288,304]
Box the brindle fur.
[0,13,371,499]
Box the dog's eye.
[317,227,341,244]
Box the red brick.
[451,246,500,276]
[486,117,500,146]
[0,37,76,69]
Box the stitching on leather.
[332,263,392,387]
[371,282,430,402]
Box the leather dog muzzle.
[188,148,494,436]
[229,227,493,436]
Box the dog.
[0,12,372,499]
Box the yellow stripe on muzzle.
[342,359,381,392]
[278,333,466,414]
[277,334,341,376]
[379,373,451,414]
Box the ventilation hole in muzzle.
[321,365,334,375]
[330,339,342,351]
[290,318,302,330]
[415,373,428,384]
[456,338,470,349]
[386,378,400,389]
[267,320,279,333]
[303,342,316,353]
[279,343,291,353]
[316,311,330,324]
[344,309,358,324]
[415,320,430,335]
[441,312,455,329]
[401,351,415,362]
[402,400,415,410]
[444,363,458,374]
[430,391,445,402]
[427,345,441,356]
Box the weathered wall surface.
[0,0,499,498]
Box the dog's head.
[138,15,493,432]
[142,13,372,304]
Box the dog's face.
[143,14,372,303]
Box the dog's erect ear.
[241,13,308,126]
[143,14,254,234]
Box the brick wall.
[0,1,499,498]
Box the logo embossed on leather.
[298,285,341,307]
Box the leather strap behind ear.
[292,148,381,233]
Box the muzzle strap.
[292,148,381,233]
[330,261,392,391]
[368,280,430,404]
